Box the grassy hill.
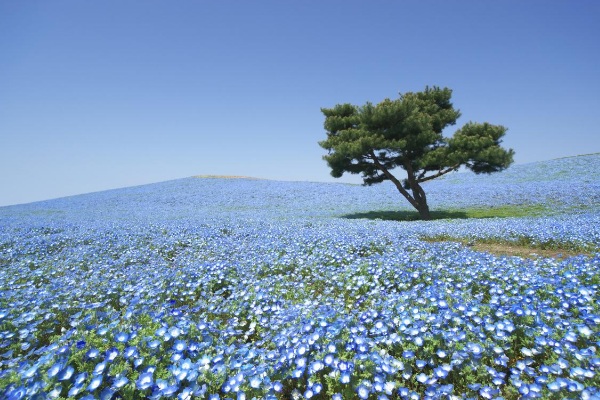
[1,154,599,399]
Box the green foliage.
[319,86,514,219]
[446,122,515,173]
[0,371,20,392]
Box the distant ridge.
[192,175,263,180]
[552,152,600,160]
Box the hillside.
[1,154,599,399]
[2,153,599,222]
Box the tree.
[319,86,515,220]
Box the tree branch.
[368,150,420,209]
[417,163,460,183]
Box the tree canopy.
[319,86,515,220]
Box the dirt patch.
[422,235,593,260]
[469,242,586,260]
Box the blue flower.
[47,361,65,378]
[434,365,450,379]
[356,384,370,399]
[87,375,103,391]
[309,360,324,374]
[68,381,85,397]
[136,372,154,390]
[112,375,129,389]
[340,372,351,384]
[105,347,119,362]
[57,365,74,381]
[249,375,261,389]
[173,340,187,352]
[115,332,130,343]
[86,348,100,359]
[403,350,415,359]
[124,346,138,359]
[100,388,116,400]
[416,373,428,384]
[93,361,106,375]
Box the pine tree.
[319,86,514,220]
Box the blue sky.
[1,0,599,206]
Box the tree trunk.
[415,199,432,220]
[413,182,432,220]
[387,181,431,220]
[389,182,431,220]
[368,151,433,220]
[403,161,432,220]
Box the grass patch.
[343,204,549,221]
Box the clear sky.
[1,0,599,206]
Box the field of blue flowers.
[1,154,599,399]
